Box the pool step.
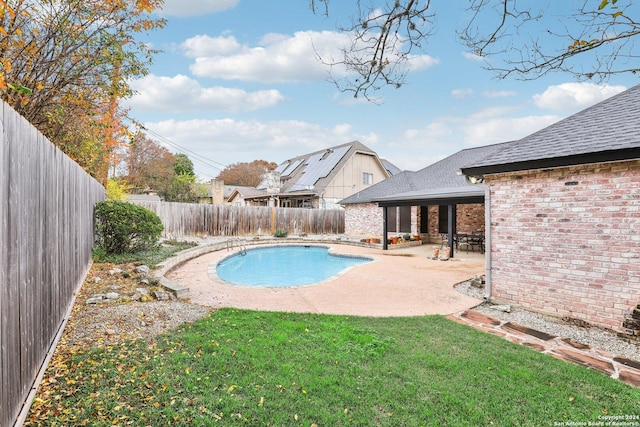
[159,277,190,299]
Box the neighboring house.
[125,193,162,203]
[227,186,270,206]
[195,179,259,205]
[460,84,640,336]
[236,141,396,209]
[340,142,511,242]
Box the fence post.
[271,207,275,235]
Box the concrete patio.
[166,241,487,317]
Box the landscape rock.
[153,290,170,301]
[469,275,485,288]
[135,265,150,274]
[490,304,512,313]
[105,292,120,300]
[108,268,123,275]
[91,276,102,283]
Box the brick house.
[340,143,510,248]
[461,84,640,336]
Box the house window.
[363,172,373,185]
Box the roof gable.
[258,141,386,195]
[463,84,640,175]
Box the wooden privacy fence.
[134,202,345,237]
[0,102,105,427]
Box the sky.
[123,1,639,181]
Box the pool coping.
[153,237,381,298]
[208,243,377,289]
[163,239,487,317]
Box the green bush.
[94,201,163,255]
[274,229,288,238]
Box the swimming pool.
[215,245,371,287]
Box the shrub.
[274,229,288,238]
[94,201,163,255]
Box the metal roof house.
[229,141,396,209]
[458,84,640,337]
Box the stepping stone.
[461,310,501,326]
[553,348,615,376]
[613,356,640,371]
[618,369,640,387]
[503,322,556,341]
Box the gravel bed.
[64,301,212,348]
[455,281,640,362]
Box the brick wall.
[424,204,485,242]
[487,160,640,333]
[344,203,384,238]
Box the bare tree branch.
[312,0,435,100]
[310,0,640,99]
[461,0,640,81]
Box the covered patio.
[375,186,487,259]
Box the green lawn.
[28,309,639,426]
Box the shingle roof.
[381,159,402,175]
[258,141,388,196]
[462,84,640,176]
[340,141,512,205]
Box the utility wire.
[143,128,228,173]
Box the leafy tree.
[217,160,278,187]
[125,132,176,194]
[310,0,639,99]
[165,173,197,203]
[174,153,195,177]
[106,178,131,201]
[124,132,201,202]
[0,0,165,182]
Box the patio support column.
[382,205,388,250]
[447,204,456,258]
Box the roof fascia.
[376,194,484,207]
[462,147,640,177]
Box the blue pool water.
[216,245,371,287]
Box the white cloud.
[182,30,439,83]
[404,122,452,141]
[451,88,473,98]
[408,54,441,71]
[127,74,284,112]
[533,82,626,112]
[463,115,560,145]
[483,90,516,98]
[462,51,484,62]
[157,0,239,17]
[182,34,242,57]
[142,118,378,178]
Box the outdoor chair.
[468,231,485,254]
